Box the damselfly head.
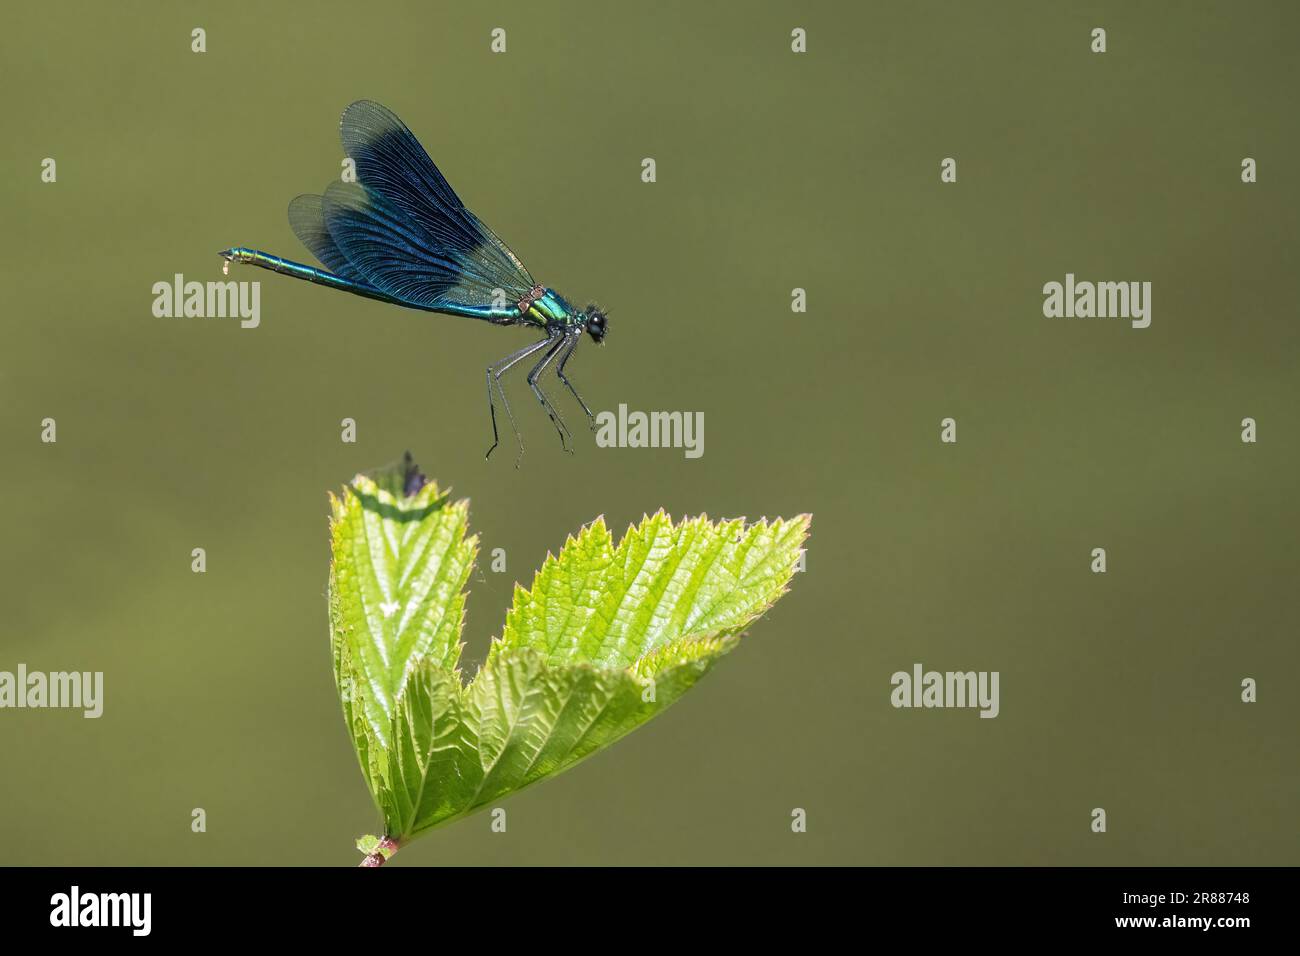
[584,304,607,344]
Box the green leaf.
[328,459,477,754]
[329,457,810,852]
[355,834,382,855]
[494,511,809,669]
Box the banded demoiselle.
[220,100,607,461]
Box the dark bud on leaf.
[402,451,429,497]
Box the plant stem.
[358,836,399,867]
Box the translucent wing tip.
[287,193,324,225]
[340,100,405,147]
[342,98,389,119]
[289,191,362,279]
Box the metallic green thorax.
[521,288,581,329]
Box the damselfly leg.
[485,337,554,463]
[527,336,574,454]
[555,331,595,429]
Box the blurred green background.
[2,1,1297,866]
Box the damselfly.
[221,100,607,461]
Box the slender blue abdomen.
[219,247,528,323]
[219,248,402,305]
